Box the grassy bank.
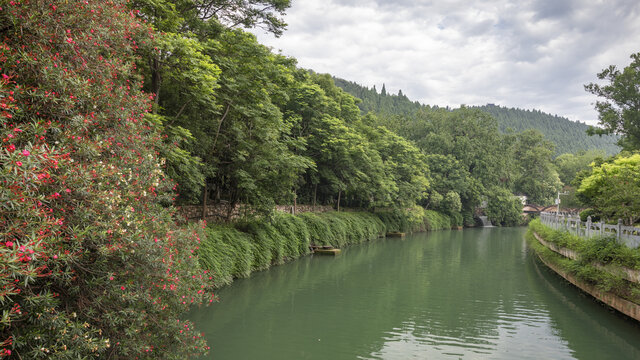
[199,208,452,288]
[527,219,640,304]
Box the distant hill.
[332,77,424,116]
[474,104,619,156]
[333,77,620,156]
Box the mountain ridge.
[332,77,619,156]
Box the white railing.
[539,212,640,249]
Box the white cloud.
[252,0,640,125]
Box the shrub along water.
[199,208,452,288]
[527,219,640,304]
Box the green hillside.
[333,77,620,156]
[476,104,619,156]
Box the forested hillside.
[476,104,619,155]
[333,77,425,116]
[333,78,620,156]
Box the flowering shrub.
[0,0,214,358]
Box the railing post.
[600,220,603,237]
[617,219,623,242]
[586,216,592,238]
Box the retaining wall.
[532,231,640,322]
[177,203,334,222]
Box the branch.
[211,103,232,152]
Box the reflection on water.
[188,227,640,360]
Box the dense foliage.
[199,208,452,288]
[0,0,217,358]
[577,154,640,225]
[332,78,620,156]
[485,187,523,226]
[478,104,619,156]
[585,53,640,151]
[333,77,424,116]
[561,51,640,224]
[553,149,606,186]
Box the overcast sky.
[252,0,640,125]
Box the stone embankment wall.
[532,231,640,322]
[177,204,334,222]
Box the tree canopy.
[578,153,640,225]
[585,52,640,151]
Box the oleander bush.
[0,1,214,358]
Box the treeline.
[477,104,619,156]
[332,78,620,156]
[333,77,425,116]
[131,2,572,226]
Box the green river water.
[189,227,640,359]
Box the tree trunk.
[211,103,231,152]
[313,183,317,210]
[201,182,208,220]
[151,57,161,113]
[293,189,297,215]
[226,192,238,222]
[337,190,341,212]
[226,201,235,222]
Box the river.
[188,227,640,359]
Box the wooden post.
[337,190,341,212]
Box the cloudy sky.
[252,0,640,125]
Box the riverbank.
[198,207,452,288]
[527,219,640,321]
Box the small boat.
[386,232,406,238]
[314,248,341,255]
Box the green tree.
[133,0,293,205]
[511,130,562,204]
[578,154,640,224]
[554,149,606,185]
[363,124,430,208]
[193,0,291,36]
[585,52,640,151]
[485,187,522,226]
[395,107,506,222]
[194,30,310,218]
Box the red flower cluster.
[0,0,215,358]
